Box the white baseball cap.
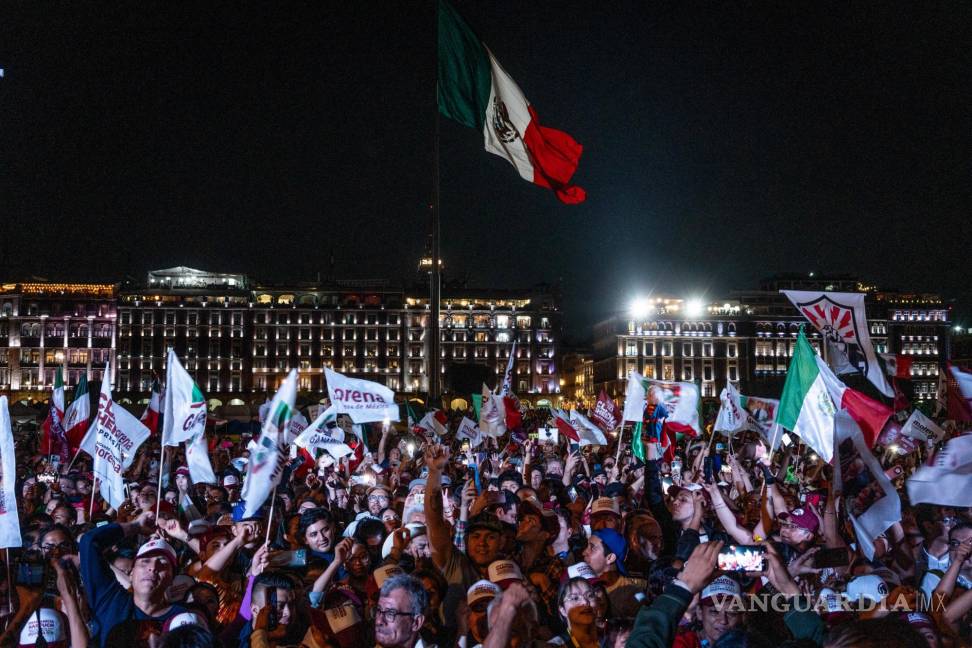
[487,560,524,589]
[566,562,597,580]
[467,579,502,607]
[163,611,209,633]
[591,497,621,516]
[18,607,66,647]
[701,575,742,602]
[845,574,888,604]
[136,537,177,566]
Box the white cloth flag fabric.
[185,427,217,485]
[714,384,748,434]
[162,349,207,447]
[479,384,507,438]
[0,397,22,548]
[569,410,609,446]
[782,290,893,397]
[324,368,399,424]
[901,409,945,443]
[500,341,517,397]
[294,405,353,458]
[242,370,297,518]
[287,411,309,444]
[456,416,483,448]
[92,368,150,509]
[622,371,647,423]
[907,434,972,508]
[834,410,901,560]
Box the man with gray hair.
[374,573,430,648]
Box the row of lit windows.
[619,360,738,383]
[623,341,738,358]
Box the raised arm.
[54,560,88,648]
[423,444,455,570]
[703,482,754,544]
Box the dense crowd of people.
[3,397,971,648]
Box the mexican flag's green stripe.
[437,0,491,129]
[777,329,837,461]
[777,331,821,430]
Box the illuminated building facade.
[0,282,117,394]
[109,267,560,403]
[593,274,952,404]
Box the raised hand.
[461,480,477,509]
[333,537,354,564]
[786,546,822,579]
[424,444,450,473]
[250,542,271,577]
[676,540,724,594]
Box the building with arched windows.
[593,274,952,405]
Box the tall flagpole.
[430,1,442,406]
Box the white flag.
[622,371,646,423]
[456,416,483,448]
[92,369,150,509]
[782,290,893,397]
[834,410,900,560]
[162,349,207,447]
[241,370,297,518]
[714,384,748,434]
[185,425,217,485]
[294,405,353,458]
[286,411,309,444]
[478,384,507,438]
[901,409,945,443]
[324,368,399,424]
[907,434,972,508]
[569,409,609,446]
[500,341,517,397]
[0,397,22,549]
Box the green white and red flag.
[141,378,162,436]
[162,349,207,447]
[64,374,91,450]
[41,367,69,461]
[438,0,585,203]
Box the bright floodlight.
[685,298,705,318]
[630,297,653,319]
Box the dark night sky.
[2,2,969,338]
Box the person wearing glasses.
[367,486,393,517]
[374,574,429,648]
[556,577,602,648]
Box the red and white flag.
[418,410,449,440]
[817,361,893,448]
[64,374,91,451]
[880,354,914,379]
[550,408,580,443]
[41,367,68,461]
[569,410,609,447]
[503,397,523,431]
[591,390,621,433]
[140,378,162,436]
[947,364,972,422]
[782,290,893,397]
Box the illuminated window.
[256,294,273,305]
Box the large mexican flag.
[438,0,585,203]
